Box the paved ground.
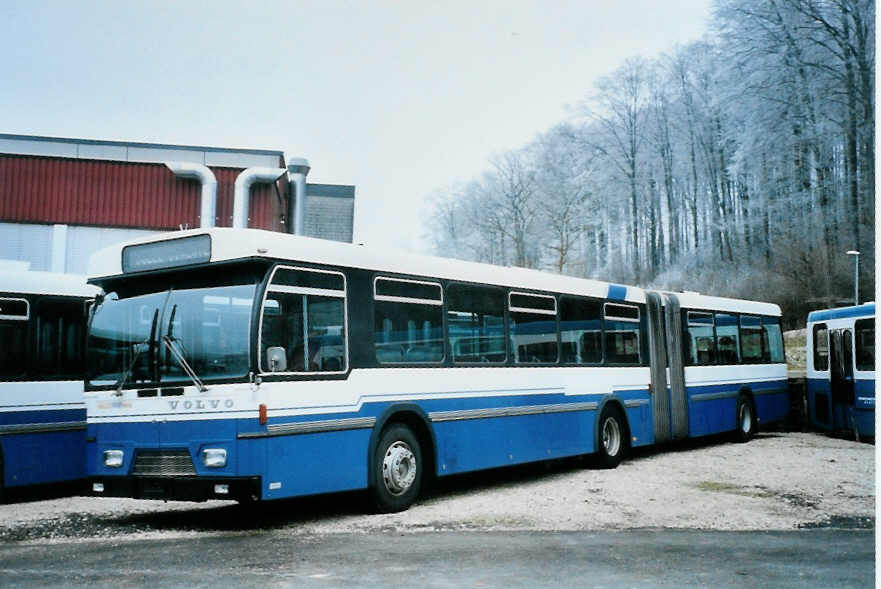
[0,432,873,587]
[0,529,873,588]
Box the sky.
[0,0,712,252]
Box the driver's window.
[260,267,347,374]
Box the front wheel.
[597,406,628,469]
[735,395,756,443]
[370,424,423,513]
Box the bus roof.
[808,302,875,323]
[673,291,780,317]
[0,270,101,298]
[88,228,640,303]
[87,228,780,315]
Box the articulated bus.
[806,303,875,440]
[85,229,788,511]
[0,271,100,499]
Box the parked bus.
[0,270,100,499]
[806,303,875,439]
[85,229,788,511]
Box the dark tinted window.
[37,299,86,378]
[0,321,28,377]
[0,298,29,319]
[812,323,829,371]
[687,312,715,365]
[715,313,740,364]
[510,293,556,312]
[604,303,640,365]
[374,279,443,364]
[509,293,557,364]
[375,278,442,302]
[741,315,767,363]
[855,318,874,372]
[447,284,505,363]
[270,268,345,292]
[762,316,784,363]
[560,297,602,364]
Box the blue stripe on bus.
[88,380,790,500]
[808,303,875,322]
[607,284,627,301]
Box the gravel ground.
[0,432,873,543]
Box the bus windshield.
[87,279,257,389]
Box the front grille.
[132,450,196,477]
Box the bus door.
[829,328,855,431]
[646,292,688,443]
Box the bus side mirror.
[267,347,287,372]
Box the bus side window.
[0,297,29,378]
[687,311,715,365]
[714,313,740,365]
[854,318,874,372]
[36,298,85,379]
[508,292,558,364]
[373,277,444,365]
[447,283,505,364]
[559,296,602,364]
[761,316,784,363]
[604,303,640,365]
[812,323,829,371]
[740,315,766,363]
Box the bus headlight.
[103,450,124,468]
[202,448,227,468]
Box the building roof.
[0,133,284,169]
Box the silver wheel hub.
[382,441,417,496]
[740,404,753,432]
[602,417,621,456]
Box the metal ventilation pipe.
[232,167,286,229]
[287,158,311,235]
[164,162,218,228]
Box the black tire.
[370,423,422,513]
[597,406,628,469]
[735,394,756,443]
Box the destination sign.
[121,234,211,273]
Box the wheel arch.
[595,396,632,448]
[737,385,757,415]
[367,404,437,489]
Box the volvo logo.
[168,399,235,411]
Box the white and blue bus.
[85,229,788,511]
[806,303,875,440]
[0,271,100,499]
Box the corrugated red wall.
[0,154,287,231]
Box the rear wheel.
[370,424,422,513]
[735,395,756,443]
[597,406,628,469]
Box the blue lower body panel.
[1,408,86,488]
[808,378,875,437]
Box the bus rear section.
[806,303,875,439]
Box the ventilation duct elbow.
[164,162,218,228]
[232,167,286,229]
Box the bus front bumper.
[90,476,261,502]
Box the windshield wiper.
[113,308,159,395]
[162,335,207,392]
